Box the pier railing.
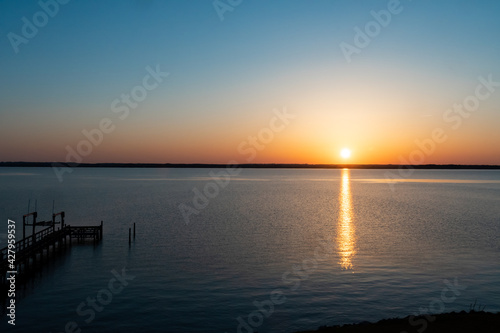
[1,226,49,262]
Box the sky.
[1,0,499,165]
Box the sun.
[340,148,351,159]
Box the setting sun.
[341,148,351,159]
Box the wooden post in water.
[133,223,136,240]
[129,228,131,245]
[32,212,37,243]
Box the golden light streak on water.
[338,168,355,270]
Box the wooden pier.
[0,211,103,289]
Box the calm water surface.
[0,168,499,332]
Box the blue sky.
[1,0,499,163]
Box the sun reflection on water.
[338,168,355,270]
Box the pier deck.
[0,212,102,288]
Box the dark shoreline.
[295,311,500,333]
[1,162,500,169]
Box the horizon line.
[1,162,500,170]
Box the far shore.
[295,311,500,333]
[1,162,500,169]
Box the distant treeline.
[1,162,500,169]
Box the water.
[1,167,499,332]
